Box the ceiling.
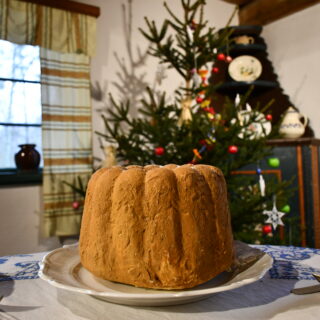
[220,0,320,25]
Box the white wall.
[262,4,320,137]
[0,186,60,255]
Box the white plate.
[39,243,272,307]
[228,55,262,82]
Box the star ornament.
[263,204,285,230]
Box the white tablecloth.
[1,245,320,320]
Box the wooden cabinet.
[211,26,318,247]
[266,138,320,248]
[212,25,314,137]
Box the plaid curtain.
[40,48,92,237]
[0,0,96,237]
[0,0,96,56]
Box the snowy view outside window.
[0,40,41,169]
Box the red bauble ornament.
[262,225,273,235]
[228,145,238,154]
[208,107,215,114]
[196,96,204,103]
[225,55,233,63]
[72,201,80,209]
[154,147,165,156]
[266,114,273,121]
[217,53,226,61]
[203,107,215,114]
[212,67,219,73]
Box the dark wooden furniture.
[234,138,320,247]
[212,25,314,137]
[266,138,320,248]
[19,0,100,17]
[212,25,318,247]
[220,0,320,26]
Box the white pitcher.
[279,107,308,139]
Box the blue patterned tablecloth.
[254,245,320,280]
[1,245,320,320]
[1,245,320,282]
[0,252,44,282]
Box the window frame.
[0,168,42,186]
[0,46,42,186]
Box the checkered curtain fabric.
[40,48,92,237]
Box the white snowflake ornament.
[263,200,285,230]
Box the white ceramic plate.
[39,243,272,307]
[228,55,262,82]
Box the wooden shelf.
[0,169,42,186]
[217,80,278,93]
[227,25,263,36]
[267,138,320,147]
[19,0,100,17]
[230,43,267,53]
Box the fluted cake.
[79,164,234,290]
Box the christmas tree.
[95,0,293,244]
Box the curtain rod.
[19,0,100,17]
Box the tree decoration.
[198,68,208,79]
[103,145,117,168]
[225,55,232,63]
[196,96,204,103]
[268,157,280,168]
[192,69,201,86]
[186,25,194,42]
[178,97,193,126]
[212,67,219,73]
[281,204,291,213]
[263,197,286,230]
[154,147,165,156]
[193,148,202,159]
[256,165,266,197]
[266,114,273,121]
[262,225,272,235]
[217,53,226,61]
[72,201,80,209]
[235,93,241,107]
[233,102,272,140]
[228,145,238,154]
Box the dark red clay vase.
[15,144,41,171]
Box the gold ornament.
[103,145,117,168]
[178,97,193,126]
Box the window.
[0,39,42,170]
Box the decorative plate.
[38,242,273,307]
[228,55,262,82]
